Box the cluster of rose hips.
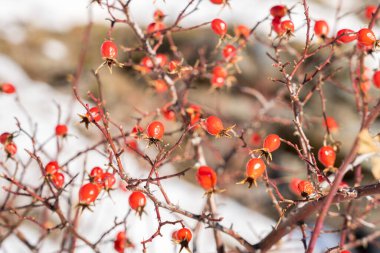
[0,132,17,158]
[78,166,116,207]
[0,82,16,94]
[44,161,65,189]
[209,18,250,88]
[270,5,295,36]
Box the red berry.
[357,28,376,47]
[196,166,217,191]
[323,117,339,132]
[373,70,380,88]
[246,158,266,180]
[102,172,116,190]
[0,132,11,144]
[162,103,176,121]
[289,178,302,196]
[270,5,287,18]
[79,183,100,205]
[205,116,224,136]
[141,56,154,70]
[340,250,351,253]
[211,75,225,88]
[280,20,294,34]
[45,161,60,175]
[154,79,168,93]
[186,104,202,127]
[114,232,126,253]
[153,9,165,21]
[1,83,16,94]
[272,17,284,35]
[318,146,336,167]
[222,44,237,60]
[211,18,227,36]
[365,5,379,20]
[129,191,146,211]
[251,132,262,146]
[297,180,314,197]
[86,107,102,123]
[336,29,357,43]
[156,54,168,67]
[314,20,329,37]
[235,25,250,39]
[176,228,192,242]
[101,40,118,59]
[213,66,228,78]
[210,0,224,4]
[5,142,17,157]
[55,124,68,137]
[146,121,165,140]
[126,139,138,151]
[90,166,104,186]
[147,22,165,38]
[90,166,104,179]
[51,172,65,189]
[131,125,144,138]
[263,134,281,152]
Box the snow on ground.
[0,55,338,252]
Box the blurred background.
[0,0,380,252]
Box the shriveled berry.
[297,180,314,197]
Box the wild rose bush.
[1,1,380,253]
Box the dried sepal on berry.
[237,158,266,188]
[204,116,236,138]
[250,134,281,161]
[95,40,124,74]
[78,106,102,129]
[196,166,225,195]
[172,228,192,253]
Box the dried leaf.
[358,130,380,154]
